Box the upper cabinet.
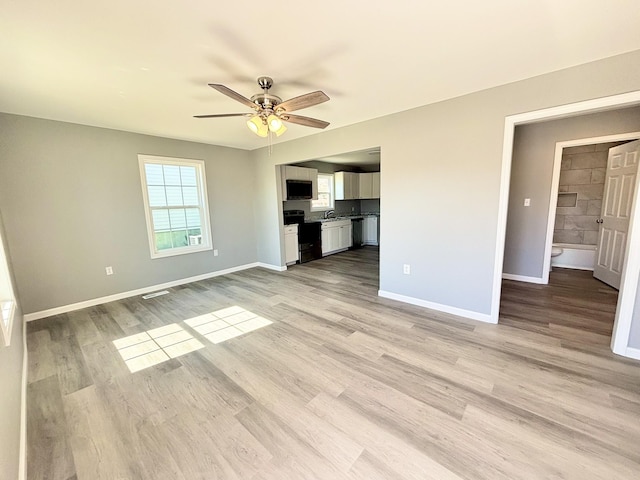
[337,171,380,200]
[281,165,318,200]
[335,172,360,200]
[372,172,380,198]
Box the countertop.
[305,213,380,223]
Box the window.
[138,155,213,258]
[311,173,334,211]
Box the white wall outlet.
[524,198,531,207]
[213,249,219,257]
[105,266,113,276]
[403,264,411,275]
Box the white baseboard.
[502,273,547,284]
[624,347,640,361]
[378,290,495,324]
[19,312,27,480]
[24,262,284,322]
[256,262,287,272]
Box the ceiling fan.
[194,76,330,137]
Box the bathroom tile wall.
[554,141,625,244]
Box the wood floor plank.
[27,375,76,480]
[26,248,640,479]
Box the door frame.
[492,90,640,359]
[543,132,640,285]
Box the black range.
[283,210,322,264]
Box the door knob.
[596,218,603,224]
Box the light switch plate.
[524,198,531,207]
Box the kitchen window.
[311,173,334,211]
[138,155,213,258]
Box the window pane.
[185,208,201,228]
[315,193,330,207]
[163,165,181,185]
[171,230,188,248]
[317,176,330,193]
[169,209,187,229]
[180,166,197,186]
[148,186,167,207]
[155,232,173,250]
[165,186,183,206]
[151,209,170,232]
[182,186,199,206]
[145,164,164,185]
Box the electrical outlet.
[524,198,531,207]
[213,249,219,257]
[105,266,113,276]
[403,264,411,275]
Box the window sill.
[150,244,213,259]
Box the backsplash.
[283,199,373,221]
[360,199,380,214]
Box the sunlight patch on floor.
[184,306,272,344]
[113,323,204,373]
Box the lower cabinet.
[284,224,299,265]
[363,216,378,246]
[321,220,352,256]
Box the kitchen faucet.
[324,210,335,219]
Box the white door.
[594,140,640,289]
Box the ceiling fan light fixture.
[247,115,268,137]
[267,114,283,131]
[273,123,287,137]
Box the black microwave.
[286,179,313,200]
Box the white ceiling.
[2,1,640,151]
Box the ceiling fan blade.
[194,113,250,118]
[276,91,329,112]
[208,84,257,110]
[281,114,329,129]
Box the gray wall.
[504,106,640,278]
[0,114,257,314]
[0,211,24,480]
[252,49,640,318]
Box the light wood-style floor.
[27,247,640,479]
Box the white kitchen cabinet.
[280,165,318,200]
[321,219,352,256]
[284,224,299,265]
[359,173,373,199]
[363,216,378,246]
[334,172,359,200]
[339,222,353,249]
[357,172,380,199]
[372,172,380,198]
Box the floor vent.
[142,290,170,300]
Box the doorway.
[493,90,640,359]
[543,134,640,286]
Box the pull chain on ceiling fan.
[194,76,330,138]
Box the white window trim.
[311,173,335,212]
[138,154,213,259]
[0,232,16,346]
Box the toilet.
[550,246,563,271]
